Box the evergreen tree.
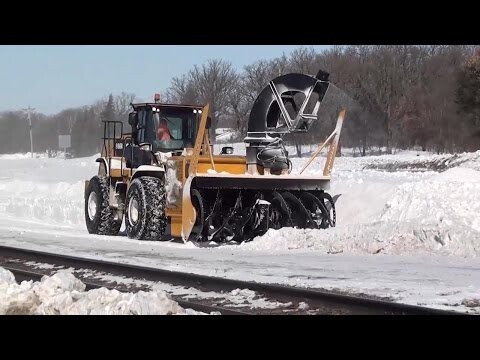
[101,94,116,123]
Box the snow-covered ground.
[1,148,480,313]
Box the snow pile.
[226,288,291,309]
[0,267,16,284]
[0,155,98,227]
[0,268,185,315]
[362,150,480,172]
[380,168,480,230]
[0,180,85,226]
[294,149,480,174]
[0,152,75,160]
[215,128,240,142]
[243,221,480,257]
[0,153,33,160]
[165,161,182,206]
[454,151,480,171]
[241,167,480,257]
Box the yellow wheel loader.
[84,70,345,243]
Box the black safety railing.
[120,135,133,177]
[101,120,158,179]
[101,121,124,180]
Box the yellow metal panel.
[170,216,183,237]
[181,175,196,241]
[110,169,122,178]
[324,110,346,176]
[167,193,183,237]
[197,163,246,174]
[207,155,246,164]
[166,207,182,216]
[188,104,210,176]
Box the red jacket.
[157,120,172,141]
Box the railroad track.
[0,245,462,315]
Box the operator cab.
[128,101,204,154]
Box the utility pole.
[22,106,35,158]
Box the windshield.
[139,107,198,152]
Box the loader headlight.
[220,146,233,155]
[140,144,152,151]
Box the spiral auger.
[188,188,337,244]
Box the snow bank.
[380,168,480,231]
[361,150,480,172]
[0,153,34,160]
[0,268,185,315]
[0,180,85,226]
[291,149,480,174]
[242,167,480,257]
[243,221,480,257]
[0,155,98,227]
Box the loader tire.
[85,176,122,235]
[125,176,167,240]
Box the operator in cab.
[151,111,192,152]
[153,116,176,152]
[156,118,173,141]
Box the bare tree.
[166,75,199,104]
[166,59,238,142]
[114,92,137,122]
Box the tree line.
[0,45,479,157]
[167,45,480,155]
[0,92,137,157]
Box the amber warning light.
[154,93,161,103]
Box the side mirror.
[128,112,138,127]
[220,146,234,155]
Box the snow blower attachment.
[84,70,345,243]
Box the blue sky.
[0,45,331,115]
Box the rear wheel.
[84,176,122,235]
[125,176,167,240]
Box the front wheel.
[125,176,167,240]
[85,176,122,235]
